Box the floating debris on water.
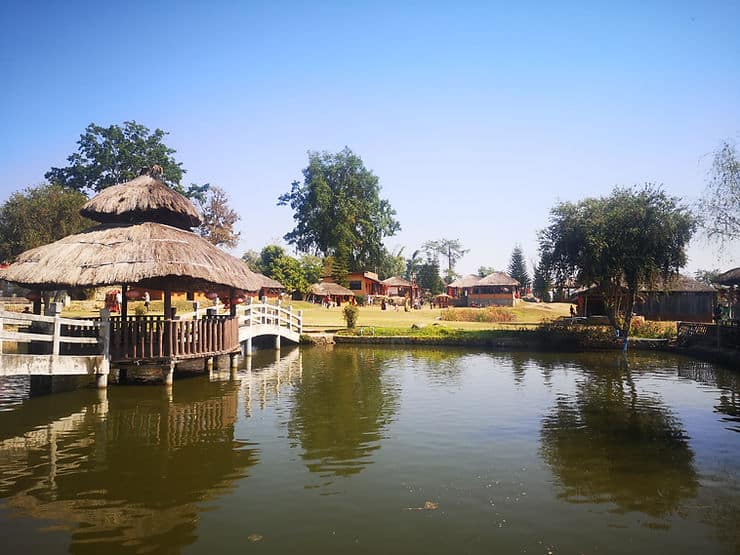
[405,501,439,511]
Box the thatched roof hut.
[447,274,482,289]
[381,276,412,287]
[477,271,520,287]
[716,268,740,287]
[310,282,354,297]
[2,166,262,295]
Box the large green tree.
[539,184,696,348]
[422,238,469,283]
[45,121,208,201]
[532,259,552,301]
[697,140,740,246]
[507,245,530,290]
[0,184,92,262]
[278,147,400,272]
[255,245,310,296]
[417,261,445,295]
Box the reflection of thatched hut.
[3,167,263,309]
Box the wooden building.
[574,275,717,322]
[448,272,520,307]
[446,274,482,306]
[715,267,739,320]
[326,271,384,297]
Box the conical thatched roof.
[716,267,740,286]
[80,167,202,229]
[478,271,519,287]
[2,222,263,292]
[310,282,354,296]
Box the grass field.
[52,298,572,332]
[295,301,573,332]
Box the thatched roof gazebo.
[3,166,262,300]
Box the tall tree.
[507,245,530,290]
[422,238,469,283]
[697,140,740,246]
[376,246,406,280]
[405,249,423,280]
[477,266,496,277]
[532,259,552,301]
[45,121,209,201]
[300,254,324,285]
[197,186,240,248]
[539,184,696,349]
[0,184,92,262]
[417,261,445,295]
[278,147,400,272]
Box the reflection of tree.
[0,378,258,554]
[288,347,398,477]
[540,361,698,517]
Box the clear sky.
[1,0,738,277]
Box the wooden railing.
[0,307,106,355]
[107,314,239,361]
[677,320,740,349]
[240,300,302,335]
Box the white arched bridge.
[0,299,302,388]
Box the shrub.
[343,304,359,329]
[440,307,515,323]
[629,319,675,339]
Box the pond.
[0,347,738,554]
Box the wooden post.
[0,302,4,355]
[97,309,111,389]
[121,284,128,321]
[230,287,237,317]
[230,352,239,371]
[164,288,171,357]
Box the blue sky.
[1,0,738,276]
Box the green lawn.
[293,301,572,332]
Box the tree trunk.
[621,289,637,352]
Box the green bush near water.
[343,304,359,329]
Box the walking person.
[144,291,151,312]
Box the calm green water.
[0,347,738,554]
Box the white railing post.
[288,305,293,331]
[298,310,303,334]
[277,299,282,328]
[52,313,62,355]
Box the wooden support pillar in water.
[95,372,108,389]
[163,360,175,386]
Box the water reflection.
[0,378,258,553]
[540,357,698,518]
[288,348,399,478]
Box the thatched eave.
[2,222,261,293]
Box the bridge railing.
[0,305,107,356]
[106,314,239,361]
[240,300,302,335]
